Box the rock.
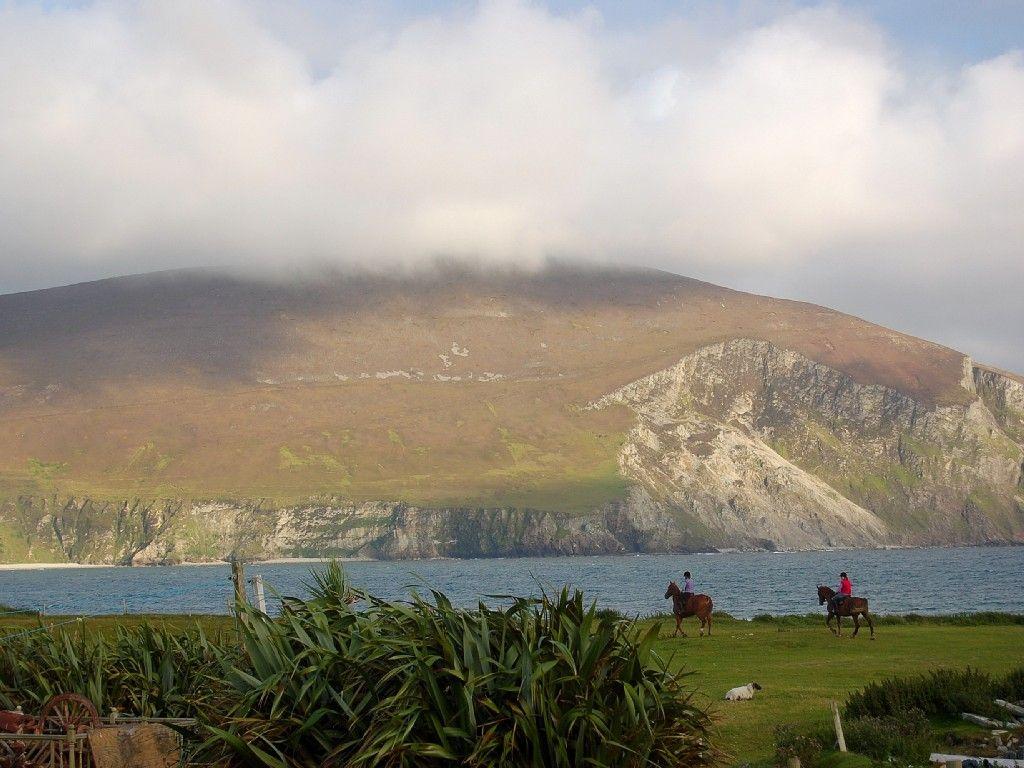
[592,340,1024,550]
[2,339,1022,562]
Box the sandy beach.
[0,556,374,571]
[0,562,110,571]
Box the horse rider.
[682,571,694,607]
[833,571,853,609]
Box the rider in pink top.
[838,573,852,596]
[834,572,853,608]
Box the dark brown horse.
[665,581,714,637]
[817,585,875,639]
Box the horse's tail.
[698,595,713,618]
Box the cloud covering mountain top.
[1,0,1022,370]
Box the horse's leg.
[836,614,842,637]
[864,610,875,640]
[698,614,705,637]
[673,613,681,637]
[852,613,861,637]
[826,612,835,635]
[707,611,712,637]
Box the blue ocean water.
[1,545,1022,618]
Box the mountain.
[0,266,1021,563]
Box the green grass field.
[650,615,1024,765]
[2,610,1021,766]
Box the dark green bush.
[889,613,1024,626]
[1003,667,1024,701]
[0,604,35,615]
[815,752,873,768]
[595,606,630,622]
[843,708,932,763]
[844,667,1024,719]
[751,612,1024,627]
[647,611,734,621]
[0,621,229,717]
[208,565,714,768]
[0,567,715,767]
[775,710,933,767]
[774,723,827,766]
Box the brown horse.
[665,581,714,637]
[817,585,875,639]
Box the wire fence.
[0,619,83,646]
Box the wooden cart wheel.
[33,694,101,734]
[0,740,17,768]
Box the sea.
[1,545,1022,618]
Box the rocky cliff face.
[592,339,1023,549]
[2,339,1022,563]
[974,365,1024,445]
[0,488,700,564]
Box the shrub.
[844,667,1024,720]
[843,709,932,763]
[775,710,933,767]
[206,564,714,768]
[891,613,1024,627]
[595,606,630,622]
[0,567,714,767]
[1003,667,1024,701]
[815,752,873,768]
[0,620,229,717]
[751,613,1024,628]
[774,723,826,767]
[0,604,34,615]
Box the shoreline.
[0,562,110,571]
[0,541,1019,570]
[0,556,373,571]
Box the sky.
[1,0,1022,372]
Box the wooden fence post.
[250,574,267,613]
[231,559,246,607]
[832,701,847,753]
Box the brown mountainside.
[0,266,1019,563]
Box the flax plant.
[206,563,713,768]
[0,621,229,717]
[0,564,714,767]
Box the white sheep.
[724,682,762,701]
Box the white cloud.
[0,0,1022,368]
